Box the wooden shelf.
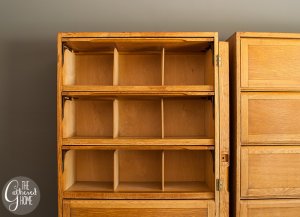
[116,182,162,192]
[62,138,215,146]
[66,181,113,192]
[164,181,211,192]
[62,85,214,96]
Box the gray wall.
[0,0,299,216]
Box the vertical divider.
[161,48,165,85]
[114,150,119,191]
[162,150,165,191]
[161,99,164,139]
[113,99,119,138]
[113,48,119,86]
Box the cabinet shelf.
[62,138,215,146]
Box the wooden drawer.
[63,200,215,217]
[241,93,300,144]
[241,38,300,88]
[241,146,300,198]
[240,200,300,217]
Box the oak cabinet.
[58,32,229,217]
[229,32,300,217]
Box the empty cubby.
[63,150,114,192]
[164,150,214,192]
[118,52,162,86]
[63,48,114,86]
[116,150,162,191]
[163,98,214,138]
[63,98,113,138]
[164,42,214,85]
[117,99,162,138]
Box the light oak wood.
[241,92,300,144]
[241,146,300,198]
[63,138,215,146]
[62,85,215,94]
[241,38,300,88]
[240,199,300,217]
[63,200,215,217]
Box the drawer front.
[241,38,300,88]
[240,200,300,217]
[63,200,215,217]
[241,146,300,198]
[241,93,300,144]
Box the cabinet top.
[230,32,300,39]
[58,32,218,39]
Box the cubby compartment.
[164,43,214,86]
[63,98,113,138]
[163,98,214,139]
[164,150,214,192]
[116,150,162,192]
[63,48,114,86]
[63,150,114,192]
[118,52,162,86]
[118,99,162,138]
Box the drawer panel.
[63,200,215,217]
[241,146,300,198]
[240,200,300,217]
[241,38,300,88]
[241,93,300,144]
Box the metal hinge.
[216,55,222,67]
[216,179,223,191]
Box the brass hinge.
[216,179,223,191]
[216,55,222,67]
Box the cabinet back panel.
[75,100,113,137]
[119,150,162,182]
[76,150,114,182]
[164,150,206,182]
[164,99,213,138]
[75,54,113,85]
[119,54,162,86]
[164,54,205,85]
[118,100,161,138]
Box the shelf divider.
[113,48,119,86]
[161,99,164,139]
[161,48,165,85]
[114,150,119,191]
[113,99,119,139]
[162,150,165,191]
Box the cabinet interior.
[63,96,214,140]
[62,41,214,86]
[63,149,215,194]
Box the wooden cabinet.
[228,32,300,217]
[58,33,229,217]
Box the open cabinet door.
[218,41,230,217]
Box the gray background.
[0,0,299,216]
